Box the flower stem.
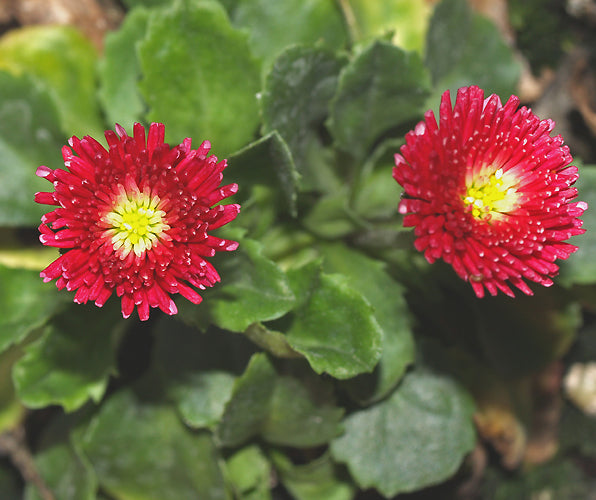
[335,0,360,47]
[243,323,302,359]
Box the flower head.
[36,122,240,320]
[393,86,587,298]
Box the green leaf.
[229,0,347,74]
[262,367,344,447]
[98,6,150,127]
[303,141,405,241]
[0,264,66,353]
[285,262,383,379]
[26,442,96,500]
[25,416,96,500]
[558,166,596,285]
[257,226,320,272]
[0,346,24,433]
[152,318,255,429]
[226,445,272,500]
[174,371,236,430]
[319,244,415,403]
[0,25,104,138]
[179,238,295,333]
[328,40,431,161]
[228,132,300,216]
[216,353,276,448]
[217,353,343,448]
[80,387,230,500]
[331,370,476,497]
[13,304,124,412]
[261,45,347,191]
[272,451,354,500]
[353,155,404,220]
[138,0,261,154]
[0,72,65,226]
[232,185,278,238]
[302,187,363,239]
[346,0,432,52]
[425,0,520,102]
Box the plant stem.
[336,0,360,47]
[0,426,54,500]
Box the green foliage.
[179,237,296,332]
[0,73,65,226]
[226,445,272,500]
[272,451,354,500]
[138,0,261,153]
[425,0,520,105]
[79,386,230,499]
[25,440,96,500]
[346,0,432,51]
[24,415,97,500]
[260,366,344,446]
[328,40,430,161]
[0,346,25,434]
[0,25,104,139]
[216,353,343,448]
[228,131,300,216]
[285,262,383,379]
[319,244,414,402]
[0,264,66,352]
[331,369,476,497]
[261,45,347,191]
[13,303,125,412]
[2,0,592,498]
[227,0,347,74]
[98,7,150,128]
[216,353,276,447]
[558,166,596,285]
[150,319,252,429]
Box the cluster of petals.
[393,85,587,298]
[35,122,240,320]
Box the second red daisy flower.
[393,85,587,298]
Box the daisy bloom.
[35,122,240,320]
[393,85,587,298]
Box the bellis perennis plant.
[393,85,587,298]
[35,86,589,321]
[5,0,594,497]
[35,122,240,321]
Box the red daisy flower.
[35,122,240,320]
[393,85,587,298]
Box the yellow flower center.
[463,168,519,220]
[103,190,170,258]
